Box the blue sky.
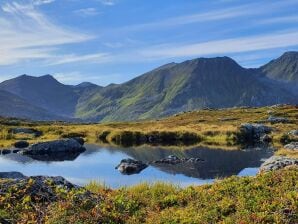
[0,0,298,86]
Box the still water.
[0,144,273,188]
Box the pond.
[0,144,273,188]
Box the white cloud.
[31,0,56,6]
[74,7,100,16]
[98,0,116,6]
[0,1,94,65]
[47,53,110,65]
[139,31,298,59]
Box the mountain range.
[0,51,297,122]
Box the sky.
[0,0,298,86]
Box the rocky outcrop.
[115,158,148,175]
[72,137,85,145]
[14,140,29,148]
[0,172,26,179]
[268,116,290,124]
[284,142,298,151]
[259,156,298,172]
[151,155,204,165]
[22,139,85,155]
[237,123,272,145]
[9,128,42,137]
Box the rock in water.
[72,137,85,145]
[284,142,298,151]
[23,139,85,155]
[14,140,29,148]
[238,123,272,144]
[115,158,148,175]
[152,155,203,165]
[259,156,298,172]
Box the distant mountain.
[0,75,97,117]
[0,90,61,120]
[76,56,297,121]
[0,52,297,122]
[260,51,298,83]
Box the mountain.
[0,75,97,117]
[260,51,298,83]
[0,52,297,122]
[0,90,61,120]
[76,56,297,121]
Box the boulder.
[115,158,148,175]
[260,134,272,143]
[14,140,29,148]
[259,156,298,172]
[9,127,42,137]
[22,139,86,155]
[1,149,11,155]
[268,116,289,124]
[0,172,26,179]
[288,130,298,136]
[238,123,272,144]
[284,142,298,151]
[72,137,85,145]
[152,155,203,165]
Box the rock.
[9,127,42,137]
[72,137,85,145]
[12,149,20,153]
[288,130,298,136]
[115,158,148,175]
[238,123,272,144]
[284,142,298,151]
[152,155,204,165]
[14,140,29,148]
[260,134,272,143]
[22,139,86,155]
[0,172,26,179]
[259,156,298,172]
[268,116,289,124]
[1,149,11,155]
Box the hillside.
[260,51,298,83]
[0,90,61,120]
[76,56,297,122]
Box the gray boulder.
[284,142,298,151]
[22,139,85,155]
[72,137,85,145]
[115,158,148,175]
[0,172,26,179]
[259,156,298,172]
[288,130,298,136]
[9,128,42,137]
[14,140,29,148]
[238,123,272,144]
[268,116,289,124]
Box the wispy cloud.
[31,0,56,6]
[139,31,298,59]
[47,53,110,65]
[74,7,100,16]
[0,1,94,65]
[97,0,116,6]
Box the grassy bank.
[0,105,297,155]
[0,167,297,223]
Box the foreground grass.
[0,167,297,223]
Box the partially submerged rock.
[22,139,85,155]
[72,137,85,145]
[284,142,298,151]
[152,155,203,165]
[237,123,272,144]
[259,156,298,172]
[115,158,148,175]
[0,172,26,179]
[1,149,11,155]
[14,140,29,148]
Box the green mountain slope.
[260,51,298,83]
[76,56,297,122]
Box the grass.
[0,167,297,223]
[0,105,297,157]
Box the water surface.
[0,144,273,188]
